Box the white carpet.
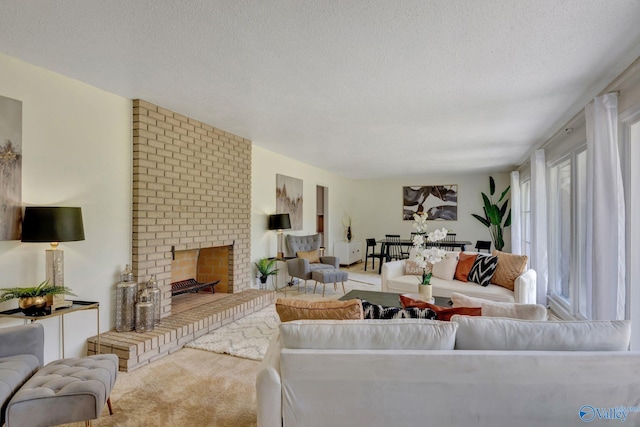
[186,304,279,360]
[187,276,381,360]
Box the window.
[547,146,587,319]
[520,179,531,266]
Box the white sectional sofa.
[382,255,537,304]
[257,317,638,427]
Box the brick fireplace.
[171,246,232,293]
[131,100,251,318]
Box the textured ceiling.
[1,1,640,179]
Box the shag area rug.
[187,275,380,360]
[186,305,279,360]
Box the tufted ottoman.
[311,269,348,297]
[5,354,118,427]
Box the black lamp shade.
[21,207,85,243]
[268,213,291,230]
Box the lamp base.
[45,249,73,311]
[47,294,73,311]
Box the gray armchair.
[286,234,339,290]
[1,323,119,427]
[0,324,44,426]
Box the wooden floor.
[87,289,275,372]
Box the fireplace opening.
[171,246,232,296]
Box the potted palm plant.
[0,280,76,315]
[471,176,511,251]
[254,258,278,288]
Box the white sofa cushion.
[280,319,458,350]
[452,315,631,351]
[451,292,548,320]
[431,252,459,280]
[384,274,517,302]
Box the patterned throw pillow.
[468,254,499,286]
[491,250,528,291]
[404,260,423,275]
[361,300,436,320]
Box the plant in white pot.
[411,212,448,300]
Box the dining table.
[376,238,472,274]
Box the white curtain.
[510,171,522,254]
[530,150,548,305]
[585,93,626,320]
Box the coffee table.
[339,289,450,308]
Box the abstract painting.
[276,174,303,230]
[0,95,22,240]
[403,185,457,221]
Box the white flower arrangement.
[411,213,448,285]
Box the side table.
[0,300,100,358]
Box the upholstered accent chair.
[286,234,339,290]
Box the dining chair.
[475,240,492,253]
[400,233,417,258]
[385,234,408,261]
[364,238,384,271]
[444,232,456,242]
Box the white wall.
[251,145,355,271]
[352,173,511,253]
[0,53,131,362]
[250,146,511,281]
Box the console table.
[334,240,362,266]
[0,300,100,358]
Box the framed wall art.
[276,174,303,230]
[0,95,22,240]
[403,185,457,221]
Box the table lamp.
[21,206,85,310]
[268,213,291,259]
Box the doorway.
[316,185,328,249]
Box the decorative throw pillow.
[450,292,548,320]
[468,254,499,286]
[404,260,423,275]
[361,300,436,320]
[399,294,481,321]
[296,249,320,264]
[491,250,528,291]
[275,298,363,322]
[454,252,477,282]
[431,252,459,281]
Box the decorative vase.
[346,226,352,242]
[120,264,134,283]
[135,288,154,333]
[146,275,161,326]
[419,283,432,301]
[115,280,137,332]
[18,296,47,315]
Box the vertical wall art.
[0,95,22,240]
[276,174,303,230]
[403,185,458,221]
